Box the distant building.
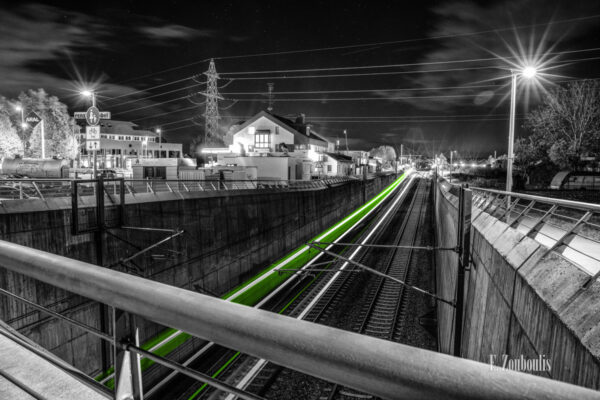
[230,111,332,154]
[78,120,183,170]
[322,153,354,176]
[208,111,348,180]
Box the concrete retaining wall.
[0,175,396,377]
[435,180,600,389]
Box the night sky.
[1,0,599,157]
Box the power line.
[131,105,198,121]
[113,14,600,85]
[112,95,191,116]
[112,83,205,107]
[106,49,600,103]
[225,93,505,102]
[220,47,600,76]
[221,84,499,95]
[116,71,600,116]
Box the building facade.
[78,120,183,170]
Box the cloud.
[139,25,217,40]
[0,4,209,117]
[384,0,600,111]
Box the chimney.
[306,126,310,136]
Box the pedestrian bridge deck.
[0,324,108,400]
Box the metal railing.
[0,177,358,201]
[0,239,597,400]
[466,185,600,281]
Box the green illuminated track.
[96,173,407,388]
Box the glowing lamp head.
[522,66,537,79]
[81,90,93,97]
[21,122,28,129]
[156,128,161,134]
[14,105,22,112]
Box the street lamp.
[81,90,97,107]
[506,66,537,193]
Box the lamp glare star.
[522,66,537,79]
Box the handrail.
[0,239,597,400]
[471,186,600,213]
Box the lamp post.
[506,66,537,193]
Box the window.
[143,166,166,179]
[109,135,115,140]
[254,130,270,149]
[101,134,107,139]
[327,165,332,172]
[125,136,131,141]
[133,136,140,141]
[118,136,124,140]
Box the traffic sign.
[75,111,110,120]
[86,140,100,151]
[25,112,41,128]
[85,106,101,126]
[86,125,100,140]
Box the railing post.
[454,184,472,357]
[95,177,109,373]
[71,181,78,235]
[119,178,125,228]
[113,308,143,400]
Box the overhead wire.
[113,14,600,85]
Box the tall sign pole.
[74,94,110,178]
[24,111,43,158]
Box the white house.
[321,153,354,177]
[229,111,331,155]
[211,111,340,180]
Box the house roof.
[325,152,354,163]
[98,120,159,137]
[233,111,328,146]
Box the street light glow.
[81,90,93,97]
[156,128,161,134]
[14,105,22,111]
[522,66,537,79]
[21,122,28,129]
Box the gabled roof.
[233,111,328,146]
[325,152,354,163]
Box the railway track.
[212,178,430,400]
[320,180,429,400]
[152,176,416,400]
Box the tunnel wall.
[434,180,600,389]
[0,174,397,377]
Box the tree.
[18,89,79,159]
[523,80,600,170]
[0,113,23,157]
[369,145,397,168]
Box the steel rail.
[1,239,599,400]
[311,241,455,251]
